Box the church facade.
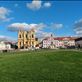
[18,29,38,49]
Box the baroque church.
[18,29,38,49]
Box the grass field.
[0,49,82,82]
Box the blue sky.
[0,0,82,41]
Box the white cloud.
[36,31,54,41]
[8,22,63,32]
[51,23,63,29]
[36,31,53,38]
[8,22,54,40]
[74,19,82,36]
[8,23,45,32]
[8,22,62,40]
[27,0,42,10]
[0,7,12,22]
[43,2,51,8]
[0,35,17,42]
[26,0,51,10]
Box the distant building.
[42,35,56,49]
[42,37,55,48]
[18,29,38,49]
[75,37,82,48]
[42,37,64,48]
[41,36,76,48]
[55,37,76,48]
[0,41,12,50]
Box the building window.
[20,42,21,46]
[32,34,34,38]
[35,38,38,41]
[19,35,21,38]
[26,34,27,38]
[26,42,27,44]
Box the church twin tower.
[18,29,38,49]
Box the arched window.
[32,34,34,38]
[19,34,21,38]
[26,34,27,38]
[20,42,21,46]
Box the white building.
[42,37,76,48]
[42,36,55,48]
[0,41,12,50]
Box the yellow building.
[18,29,38,49]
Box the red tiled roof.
[54,37,77,41]
[43,37,77,41]
[4,42,12,44]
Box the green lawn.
[0,50,82,82]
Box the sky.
[0,0,82,41]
